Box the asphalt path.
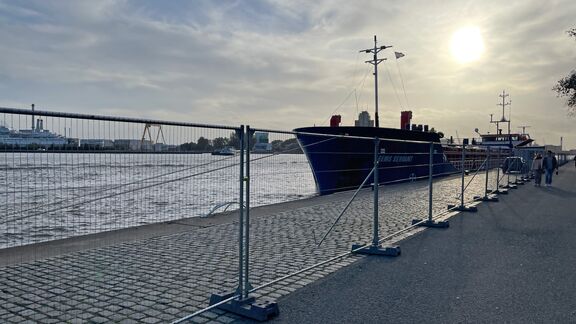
[270,164,576,323]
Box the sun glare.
[450,26,484,63]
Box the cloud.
[0,0,575,147]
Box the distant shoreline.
[0,149,302,154]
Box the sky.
[1,0,575,148]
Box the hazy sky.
[1,0,575,148]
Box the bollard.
[352,137,400,256]
[412,142,449,227]
[210,125,279,321]
[447,143,477,212]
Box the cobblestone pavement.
[0,171,505,323]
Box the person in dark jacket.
[542,150,558,187]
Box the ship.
[294,36,459,195]
[0,119,68,148]
[211,146,237,156]
[295,122,456,195]
[293,38,536,195]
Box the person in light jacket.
[531,153,543,187]
[542,150,558,187]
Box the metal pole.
[236,126,245,296]
[244,126,252,298]
[428,142,434,222]
[484,148,490,197]
[460,143,466,207]
[496,147,501,189]
[372,137,380,246]
[507,152,511,185]
[373,36,380,128]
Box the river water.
[0,152,507,249]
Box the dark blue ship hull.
[294,126,458,195]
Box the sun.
[450,26,485,63]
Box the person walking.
[531,153,543,187]
[542,150,558,187]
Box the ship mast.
[360,36,392,128]
[497,90,511,148]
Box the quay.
[275,165,576,323]
[0,166,573,323]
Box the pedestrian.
[573,155,576,168]
[542,150,558,187]
[531,153,543,187]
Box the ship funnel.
[330,115,341,127]
[400,111,412,130]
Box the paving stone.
[0,174,486,323]
[189,316,210,324]
[143,309,162,317]
[90,316,110,323]
[119,319,139,324]
[216,315,238,323]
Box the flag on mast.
[394,52,405,59]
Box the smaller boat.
[211,146,237,156]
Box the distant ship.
[0,119,68,148]
[211,146,237,156]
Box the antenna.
[497,90,512,148]
[517,125,531,135]
[497,90,511,122]
[360,35,392,128]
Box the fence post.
[237,125,245,295]
[501,151,518,190]
[352,137,400,256]
[491,147,508,194]
[412,141,448,227]
[244,125,254,297]
[447,143,477,212]
[372,137,380,246]
[474,148,499,202]
[513,156,525,186]
[209,125,279,321]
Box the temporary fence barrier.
[0,106,536,323]
[0,108,241,248]
[178,129,511,322]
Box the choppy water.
[0,152,316,248]
[0,152,508,249]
